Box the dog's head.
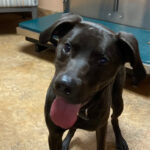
[40,14,146,129]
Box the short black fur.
[39,14,146,150]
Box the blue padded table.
[18,12,150,72]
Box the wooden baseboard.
[38,8,57,17]
[16,27,39,40]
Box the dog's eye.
[63,43,71,54]
[97,57,108,65]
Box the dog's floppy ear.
[39,14,82,46]
[116,31,146,84]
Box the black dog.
[39,14,146,150]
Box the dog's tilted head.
[40,14,146,129]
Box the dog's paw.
[62,140,69,150]
[116,137,129,150]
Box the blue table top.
[19,13,150,65]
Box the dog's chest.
[75,96,111,130]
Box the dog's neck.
[78,82,113,120]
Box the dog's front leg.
[45,84,64,150]
[96,122,108,150]
[48,130,63,150]
[62,128,76,150]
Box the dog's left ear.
[116,31,146,84]
[39,14,82,46]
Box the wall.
[39,0,63,12]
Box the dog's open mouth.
[50,96,81,129]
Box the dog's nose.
[54,75,81,96]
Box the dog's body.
[39,14,146,150]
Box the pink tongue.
[50,97,81,129]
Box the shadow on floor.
[20,43,55,63]
[125,74,150,97]
[70,136,116,150]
